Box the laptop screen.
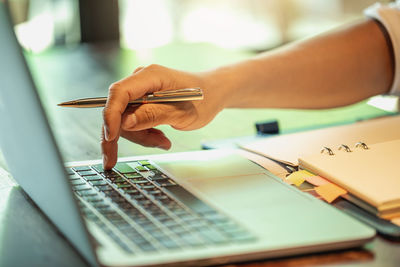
[0,3,96,265]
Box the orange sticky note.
[391,218,400,227]
[305,176,329,186]
[286,170,314,186]
[315,183,347,203]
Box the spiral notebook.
[298,139,400,219]
[240,115,400,168]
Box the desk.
[0,43,398,266]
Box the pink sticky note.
[305,176,329,186]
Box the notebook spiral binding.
[320,142,369,156]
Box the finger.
[121,128,171,150]
[101,125,119,169]
[103,66,165,142]
[121,102,195,131]
[102,83,130,142]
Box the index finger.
[102,82,130,141]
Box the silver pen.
[57,88,203,108]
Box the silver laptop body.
[0,4,375,266]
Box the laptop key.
[66,168,75,175]
[108,177,126,183]
[93,202,110,209]
[84,174,103,181]
[159,237,180,250]
[135,166,147,172]
[73,184,92,191]
[95,185,113,191]
[124,173,142,179]
[114,163,136,174]
[121,188,139,194]
[138,160,150,166]
[144,164,157,170]
[179,232,206,247]
[139,243,157,252]
[68,174,81,180]
[82,195,104,203]
[115,183,132,189]
[154,179,176,187]
[137,184,156,190]
[77,170,98,176]
[89,180,108,186]
[70,179,86,186]
[112,196,128,204]
[128,179,149,184]
[76,189,97,196]
[73,166,91,172]
[202,212,230,223]
[198,228,229,244]
[91,164,104,173]
[103,190,121,198]
[149,174,169,181]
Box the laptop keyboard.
[66,160,256,254]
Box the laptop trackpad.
[156,151,314,232]
[184,173,309,213]
[182,172,324,239]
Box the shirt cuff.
[364,2,400,96]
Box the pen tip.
[57,100,75,107]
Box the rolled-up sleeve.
[365,1,400,95]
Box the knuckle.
[145,64,164,73]
[142,106,157,124]
[108,82,122,94]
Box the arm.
[101,18,394,169]
[208,19,394,109]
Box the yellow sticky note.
[305,176,329,186]
[286,170,314,186]
[315,183,347,203]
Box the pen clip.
[153,88,202,97]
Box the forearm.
[206,19,394,109]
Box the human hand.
[101,64,225,169]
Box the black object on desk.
[201,120,280,150]
[255,120,280,135]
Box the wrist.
[200,65,243,110]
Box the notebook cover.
[240,115,400,166]
[298,140,400,214]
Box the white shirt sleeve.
[364,1,400,96]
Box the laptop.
[0,3,375,266]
